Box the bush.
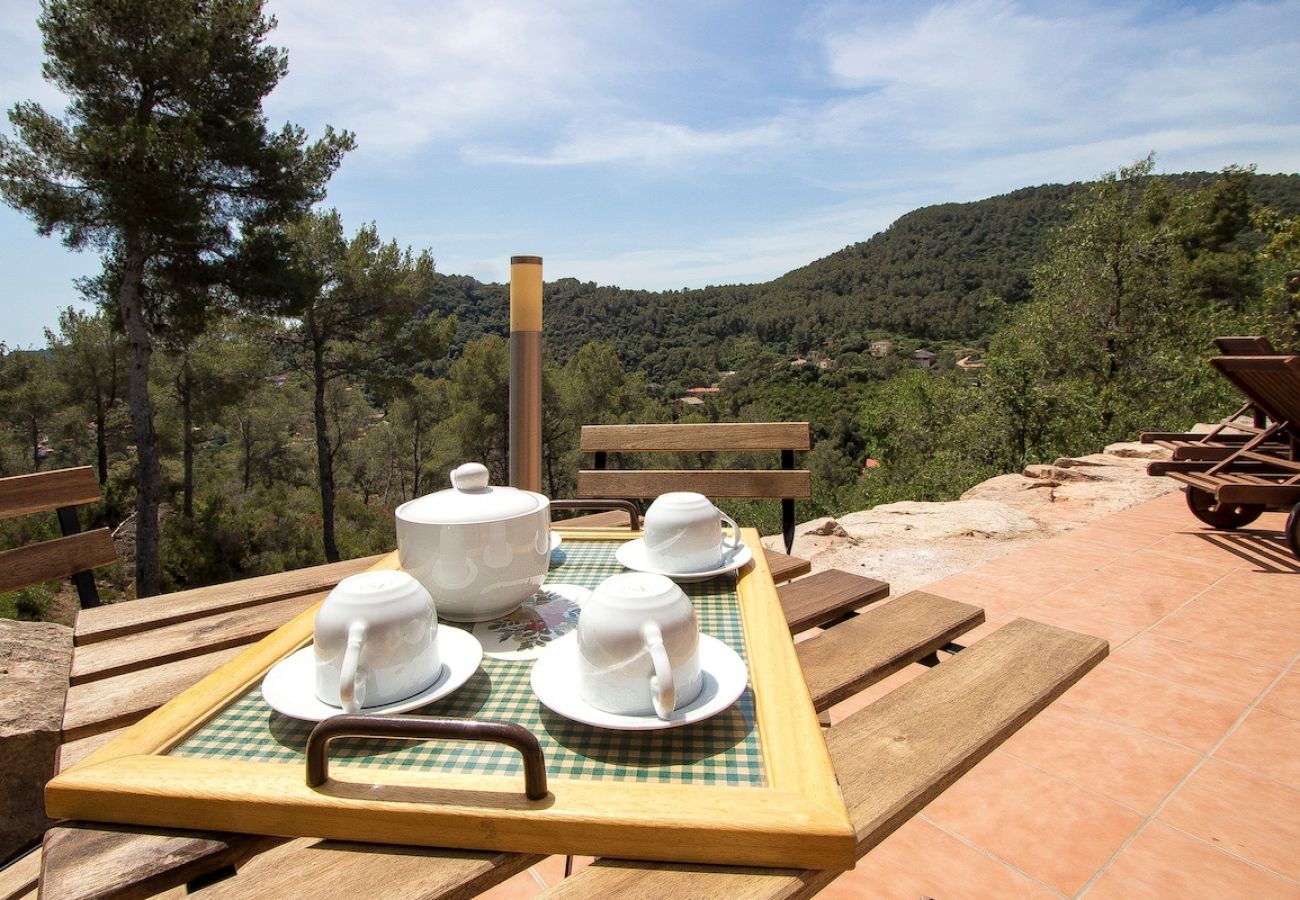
[0,584,56,621]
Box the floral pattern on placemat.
[473,583,588,659]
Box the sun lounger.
[1148,354,1300,557]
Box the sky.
[2,0,1299,348]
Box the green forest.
[2,2,1299,623]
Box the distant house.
[790,357,808,367]
[683,386,720,397]
[817,358,835,370]
[956,355,985,371]
[912,349,937,369]
[869,340,894,358]
[676,396,706,408]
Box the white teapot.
[395,463,551,622]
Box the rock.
[807,519,850,538]
[1104,441,1172,460]
[761,438,1181,597]
[1025,464,1104,482]
[838,500,1040,542]
[0,620,73,863]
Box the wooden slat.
[578,470,811,500]
[797,592,983,711]
[58,729,125,773]
[0,467,100,521]
[0,848,40,900]
[74,555,384,646]
[176,838,543,900]
[1168,472,1300,505]
[1214,335,1275,355]
[69,593,323,685]
[764,550,811,584]
[780,570,889,635]
[1219,482,1300,505]
[39,825,282,900]
[0,530,116,594]
[62,646,246,742]
[540,618,1107,899]
[581,423,811,453]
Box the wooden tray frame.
[45,530,854,870]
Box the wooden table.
[30,540,1106,900]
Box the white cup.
[577,573,702,719]
[313,570,441,712]
[642,492,742,573]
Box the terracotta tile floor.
[481,490,1300,898]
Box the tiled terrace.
[489,490,1300,898]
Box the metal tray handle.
[305,715,548,800]
[550,498,640,529]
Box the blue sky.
[3,0,1299,347]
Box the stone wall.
[0,620,73,865]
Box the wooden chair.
[1141,335,1283,457]
[0,467,118,609]
[556,423,890,634]
[1148,354,1300,555]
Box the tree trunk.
[241,418,253,492]
[94,396,108,485]
[312,342,340,562]
[180,360,194,518]
[30,418,41,471]
[116,242,163,597]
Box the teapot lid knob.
[450,462,491,492]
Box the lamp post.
[509,255,543,492]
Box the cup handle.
[719,510,742,559]
[643,621,676,720]
[338,621,368,714]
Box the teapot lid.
[396,463,546,525]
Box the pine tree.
[1,0,353,595]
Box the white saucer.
[261,627,484,722]
[530,633,748,731]
[614,539,753,582]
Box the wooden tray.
[45,530,854,870]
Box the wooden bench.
[0,467,117,608]
[577,422,812,554]
[558,422,889,633]
[36,588,1105,900]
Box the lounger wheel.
[1287,502,1300,560]
[1184,487,1264,529]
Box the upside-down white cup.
[577,573,702,719]
[642,492,742,573]
[313,570,441,712]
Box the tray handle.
[305,715,548,800]
[550,498,640,529]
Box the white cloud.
[469,116,794,167]
[264,0,635,157]
[814,0,1300,159]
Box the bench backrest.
[0,466,115,608]
[577,422,812,553]
[1213,335,1276,355]
[1209,355,1300,451]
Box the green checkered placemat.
[171,541,763,786]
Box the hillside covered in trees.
[424,173,1300,387]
